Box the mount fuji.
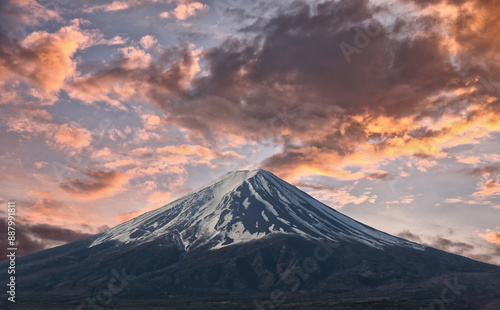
[90,169,422,252]
[1,169,499,309]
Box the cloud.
[86,0,491,182]
[83,0,209,19]
[52,123,92,149]
[115,205,158,224]
[0,0,62,30]
[0,21,99,94]
[141,114,162,127]
[456,156,481,165]
[398,231,473,256]
[397,230,422,243]
[3,0,500,186]
[104,159,140,169]
[387,195,415,205]
[293,182,336,191]
[34,161,48,169]
[5,109,93,150]
[0,16,128,107]
[157,144,212,156]
[310,186,378,209]
[148,191,172,203]
[0,218,91,260]
[172,2,209,20]
[84,0,165,13]
[468,246,500,266]
[121,143,242,181]
[139,35,158,50]
[68,43,202,107]
[427,236,475,255]
[24,223,92,243]
[32,0,497,187]
[366,171,392,181]
[463,165,500,177]
[118,46,153,70]
[115,191,172,224]
[398,229,500,265]
[473,179,500,198]
[479,230,500,246]
[60,170,130,199]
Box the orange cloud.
[52,124,92,149]
[68,44,201,107]
[6,109,93,150]
[479,230,500,245]
[311,187,378,209]
[141,114,162,127]
[34,161,49,169]
[114,192,172,224]
[139,35,158,50]
[118,46,153,70]
[473,179,500,198]
[157,144,212,156]
[456,156,481,165]
[172,2,208,20]
[24,190,99,228]
[148,191,172,204]
[9,22,95,93]
[263,103,500,182]
[115,205,159,224]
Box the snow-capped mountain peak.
[89,169,423,251]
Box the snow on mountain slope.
[90,170,424,251]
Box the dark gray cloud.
[366,172,392,181]
[468,246,500,265]
[181,0,458,125]
[0,219,92,260]
[429,236,475,254]
[28,223,92,243]
[60,169,129,198]
[53,0,499,180]
[134,0,497,176]
[398,230,500,265]
[397,230,422,243]
[461,165,500,177]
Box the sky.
[0,0,499,265]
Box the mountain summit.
[91,169,421,251]
[2,170,499,310]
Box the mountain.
[1,169,499,310]
[90,169,423,251]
